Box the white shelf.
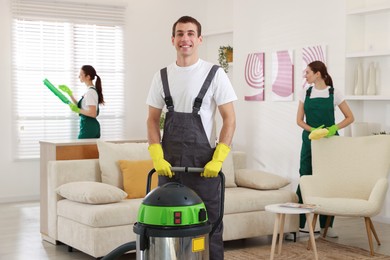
[346,50,390,58]
[345,1,390,134]
[345,95,390,101]
[347,5,390,16]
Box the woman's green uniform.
[77,88,100,139]
[297,86,338,229]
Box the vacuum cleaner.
[102,167,225,260]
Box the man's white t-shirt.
[299,85,345,107]
[81,87,99,111]
[146,59,237,147]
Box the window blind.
[11,0,126,159]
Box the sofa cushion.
[222,152,237,188]
[235,169,290,190]
[224,187,298,214]
[97,140,150,189]
[56,181,127,204]
[118,159,158,199]
[57,199,143,227]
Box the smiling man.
[146,16,237,260]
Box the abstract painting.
[271,50,294,101]
[244,52,265,101]
[301,44,326,88]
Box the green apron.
[297,86,338,229]
[77,88,100,139]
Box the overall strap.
[160,67,174,112]
[306,86,313,97]
[329,86,334,95]
[192,65,220,114]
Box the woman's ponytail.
[95,75,104,105]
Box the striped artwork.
[244,52,265,101]
[301,45,326,88]
[271,50,294,101]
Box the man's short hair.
[172,16,202,37]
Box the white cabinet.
[345,0,390,134]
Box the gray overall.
[159,65,224,260]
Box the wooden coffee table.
[265,203,318,260]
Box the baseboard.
[0,195,39,204]
[373,215,390,224]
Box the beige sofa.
[46,141,298,258]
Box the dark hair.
[81,65,104,105]
[307,60,333,87]
[172,16,202,37]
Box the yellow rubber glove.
[308,125,328,140]
[309,128,329,140]
[148,144,173,178]
[203,143,231,178]
[69,103,80,113]
[59,85,73,96]
[310,124,324,133]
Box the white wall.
[0,0,41,202]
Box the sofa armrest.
[47,159,100,239]
[235,168,290,190]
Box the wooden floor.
[1,201,390,259]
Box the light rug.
[224,238,390,260]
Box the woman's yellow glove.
[203,143,230,178]
[148,144,173,178]
[309,125,329,140]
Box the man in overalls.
[146,16,237,260]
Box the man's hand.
[203,143,230,178]
[148,144,173,178]
[69,103,80,113]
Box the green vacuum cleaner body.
[134,182,212,259]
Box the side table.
[265,203,318,260]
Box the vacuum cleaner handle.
[170,166,204,172]
[146,167,225,238]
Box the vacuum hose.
[101,241,136,260]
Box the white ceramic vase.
[354,63,364,95]
[366,62,377,95]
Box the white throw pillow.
[235,169,290,190]
[97,140,150,188]
[56,181,127,204]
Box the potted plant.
[218,45,233,73]
[159,112,165,130]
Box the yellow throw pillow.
[118,160,158,199]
